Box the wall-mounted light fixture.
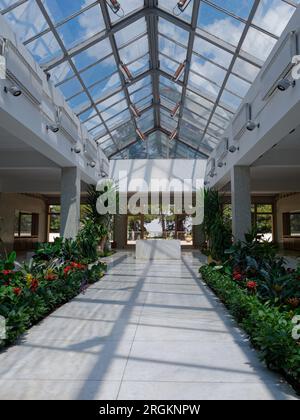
[169,129,177,141]
[136,128,146,141]
[71,146,81,154]
[119,62,133,82]
[46,124,60,133]
[277,78,296,92]
[173,61,186,82]
[228,145,239,153]
[246,121,260,132]
[87,161,96,168]
[4,85,22,97]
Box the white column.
[60,167,81,239]
[231,166,252,242]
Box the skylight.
[0,0,298,159]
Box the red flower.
[45,273,58,281]
[247,281,257,290]
[233,273,243,281]
[30,279,39,292]
[2,270,13,276]
[64,266,72,275]
[13,287,22,296]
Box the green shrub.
[200,265,300,391]
[0,252,107,347]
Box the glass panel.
[137,109,154,132]
[127,54,150,77]
[160,54,181,78]
[50,61,74,85]
[242,27,277,62]
[209,0,254,19]
[59,77,83,99]
[112,121,136,147]
[225,73,251,98]
[190,55,226,86]
[185,98,211,119]
[89,124,106,138]
[57,5,105,50]
[158,0,194,23]
[115,17,147,47]
[158,17,189,46]
[79,107,96,122]
[232,58,260,83]
[128,76,151,94]
[101,99,128,121]
[159,35,187,63]
[42,0,95,24]
[119,35,148,64]
[197,3,245,47]
[130,85,152,103]
[186,89,214,110]
[106,109,131,130]
[3,1,48,42]
[97,91,125,112]
[219,89,242,111]
[84,116,102,131]
[80,55,117,86]
[108,0,144,24]
[193,36,233,68]
[253,0,295,37]
[290,214,300,236]
[256,214,273,241]
[88,73,121,102]
[68,91,91,114]
[72,39,112,70]
[26,31,62,65]
[188,72,220,101]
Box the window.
[14,212,39,238]
[283,213,300,237]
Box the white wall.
[110,159,207,192]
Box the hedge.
[200,265,300,393]
[0,262,106,348]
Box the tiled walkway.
[0,252,297,400]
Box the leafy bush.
[0,251,107,347]
[200,265,300,392]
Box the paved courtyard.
[0,252,297,400]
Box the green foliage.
[203,189,232,261]
[200,266,300,391]
[0,245,107,348]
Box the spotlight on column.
[71,146,81,154]
[277,78,296,92]
[4,85,22,97]
[119,62,133,82]
[246,120,260,132]
[106,0,121,14]
[46,124,60,133]
[173,61,186,82]
[170,102,180,118]
[204,180,210,187]
[169,129,177,141]
[217,161,226,168]
[136,128,146,141]
[228,145,239,153]
[130,103,141,118]
[87,161,96,168]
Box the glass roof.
[0,0,298,159]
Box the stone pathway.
[0,252,297,400]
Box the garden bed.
[0,250,107,348]
[200,265,300,394]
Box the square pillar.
[231,166,252,242]
[60,167,81,239]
